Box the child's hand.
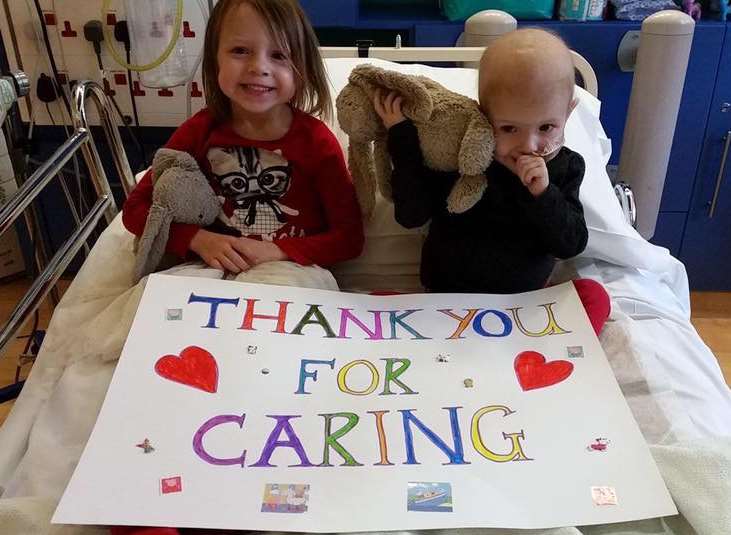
[516,155,549,197]
[233,237,288,266]
[373,89,406,129]
[189,229,250,273]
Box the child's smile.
[216,3,296,136]
[240,83,276,94]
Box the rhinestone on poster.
[136,438,154,453]
[166,308,183,321]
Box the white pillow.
[324,58,666,291]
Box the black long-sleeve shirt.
[388,120,588,294]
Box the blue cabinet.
[661,25,725,213]
[649,24,725,262]
[300,0,357,27]
[679,25,731,290]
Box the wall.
[0,0,208,128]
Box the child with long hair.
[123,0,363,283]
[115,1,363,532]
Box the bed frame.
[320,46,600,98]
[0,10,694,401]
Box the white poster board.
[54,274,676,531]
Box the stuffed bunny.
[134,148,221,282]
[336,64,495,219]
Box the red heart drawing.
[155,346,218,393]
[514,351,573,391]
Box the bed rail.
[616,11,694,238]
[321,46,599,98]
[71,81,137,198]
[0,80,131,359]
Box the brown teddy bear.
[336,64,495,219]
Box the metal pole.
[617,11,695,239]
[72,81,137,203]
[0,130,88,235]
[0,195,111,356]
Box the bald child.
[479,29,578,196]
[374,29,609,333]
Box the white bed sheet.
[571,258,731,439]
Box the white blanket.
[0,217,729,535]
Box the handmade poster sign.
[53,275,677,531]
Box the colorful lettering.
[387,310,430,340]
[319,412,362,466]
[250,415,314,467]
[438,308,480,339]
[295,359,336,394]
[192,414,247,467]
[240,299,291,333]
[368,410,394,466]
[337,360,379,396]
[507,302,571,337]
[472,309,513,338]
[338,308,384,340]
[400,407,469,465]
[380,358,417,395]
[290,304,337,338]
[188,293,239,329]
[470,405,532,462]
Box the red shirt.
[122,108,364,267]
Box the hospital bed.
[0,9,729,535]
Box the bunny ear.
[373,138,393,201]
[151,149,199,183]
[350,65,434,122]
[394,76,433,122]
[134,205,173,282]
[348,140,377,220]
[458,112,494,176]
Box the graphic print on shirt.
[208,146,299,237]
